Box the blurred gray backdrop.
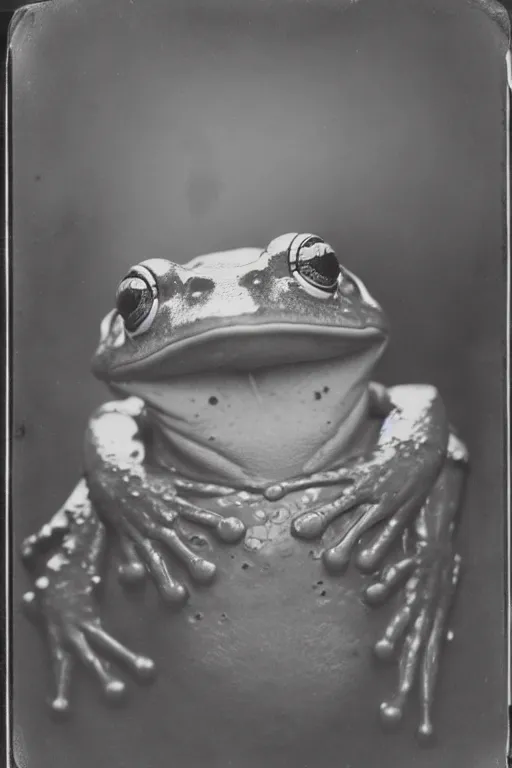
[11,1,507,767]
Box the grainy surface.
[11,1,507,767]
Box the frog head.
[92,234,389,485]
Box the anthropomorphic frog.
[21,233,468,742]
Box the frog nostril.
[239,270,267,290]
[186,276,215,299]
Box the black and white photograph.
[6,1,511,767]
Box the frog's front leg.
[263,383,468,739]
[83,398,246,605]
[21,480,155,715]
[367,437,467,741]
[269,383,451,573]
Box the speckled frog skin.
[22,233,468,742]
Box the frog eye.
[288,234,340,299]
[115,265,158,336]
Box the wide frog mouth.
[92,313,388,383]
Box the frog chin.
[109,343,386,487]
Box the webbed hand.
[21,481,155,716]
[84,399,246,605]
[262,384,467,739]
[267,385,450,573]
[366,444,466,741]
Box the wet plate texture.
[10,1,508,767]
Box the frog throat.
[114,347,384,487]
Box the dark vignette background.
[3,0,511,767]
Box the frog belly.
[130,489,387,765]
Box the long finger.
[172,498,245,544]
[380,601,433,727]
[171,476,236,497]
[117,534,146,585]
[47,624,73,716]
[417,555,461,742]
[264,467,355,501]
[82,621,155,681]
[364,557,417,606]
[150,526,216,585]
[67,628,127,702]
[322,500,401,574]
[373,573,421,660]
[356,495,422,573]
[124,522,188,607]
[292,491,367,541]
[379,566,442,727]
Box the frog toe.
[173,497,246,543]
[373,551,461,738]
[416,554,461,742]
[292,510,329,539]
[44,615,157,714]
[373,580,419,662]
[124,522,189,606]
[321,501,399,574]
[21,589,39,617]
[149,525,217,586]
[292,491,363,543]
[66,627,128,704]
[118,560,147,585]
[46,624,74,718]
[378,601,433,727]
[50,694,72,719]
[117,535,147,586]
[215,516,246,543]
[364,557,416,606]
[356,495,423,573]
[82,621,156,682]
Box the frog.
[21,232,468,743]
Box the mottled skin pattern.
[21,233,468,743]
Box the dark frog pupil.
[297,237,340,290]
[116,275,154,331]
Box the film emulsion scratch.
[6,2,511,768]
